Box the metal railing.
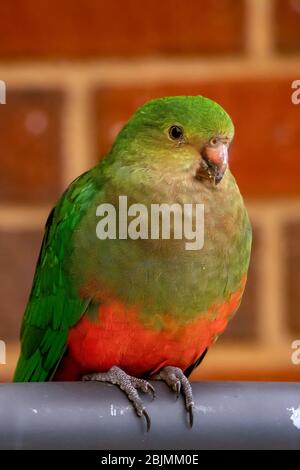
[0,381,300,449]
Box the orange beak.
[198,143,229,185]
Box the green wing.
[14,170,99,382]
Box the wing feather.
[14,171,99,382]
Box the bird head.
[108,95,234,188]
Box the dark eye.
[209,137,219,147]
[169,125,184,141]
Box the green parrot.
[14,96,252,430]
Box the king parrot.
[14,96,252,430]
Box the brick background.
[0,230,43,341]
[275,0,300,53]
[285,220,300,334]
[0,0,245,58]
[0,89,64,203]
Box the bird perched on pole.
[14,96,252,431]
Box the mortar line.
[245,0,275,59]
[61,82,96,187]
[1,58,300,87]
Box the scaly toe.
[131,377,156,399]
[82,366,153,431]
[152,366,194,426]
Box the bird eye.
[169,125,184,141]
[209,137,219,147]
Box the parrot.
[14,96,252,431]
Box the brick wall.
[0,0,300,382]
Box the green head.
[107,95,234,187]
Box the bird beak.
[197,142,229,185]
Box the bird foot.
[82,366,155,431]
[152,366,194,427]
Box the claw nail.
[143,409,151,432]
[148,384,156,400]
[175,380,181,398]
[187,404,194,428]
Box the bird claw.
[174,380,181,399]
[83,365,194,430]
[187,403,194,428]
[153,366,194,427]
[142,409,151,432]
[147,383,156,400]
[82,366,154,432]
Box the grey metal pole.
[0,381,300,450]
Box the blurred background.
[0,0,300,382]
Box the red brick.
[94,79,300,198]
[275,0,300,53]
[0,230,43,341]
[0,89,64,204]
[0,0,245,58]
[284,220,300,334]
